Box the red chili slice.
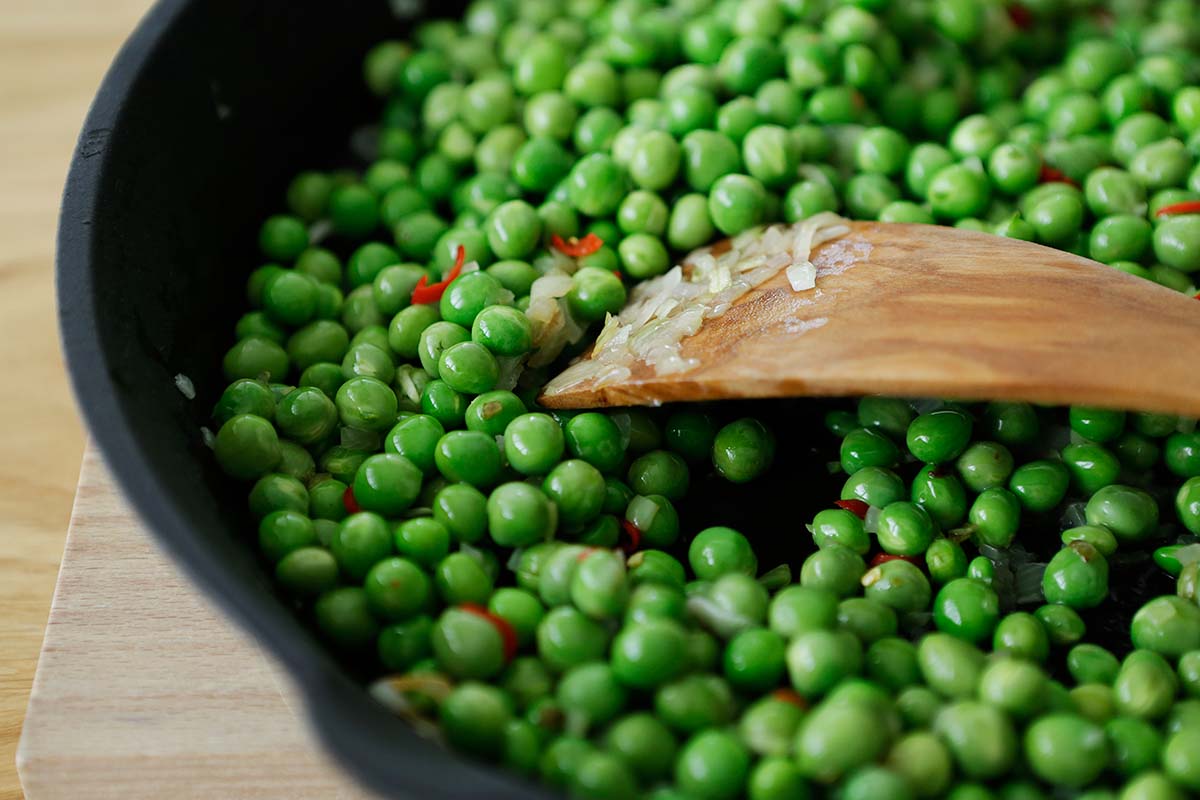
[620,519,642,554]
[1007,3,1033,29]
[459,603,518,662]
[613,270,624,281]
[343,486,361,514]
[551,232,604,257]
[1038,164,1077,187]
[834,499,870,520]
[870,553,921,568]
[411,244,466,305]
[1155,201,1200,217]
[773,689,808,709]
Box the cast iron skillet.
[56,1,555,797]
[56,0,1181,794]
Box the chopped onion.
[786,261,817,291]
[1015,562,1047,604]
[686,594,754,639]
[174,373,195,399]
[543,214,850,396]
[909,398,943,415]
[1060,502,1088,529]
[864,505,882,534]
[307,219,333,245]
[495,356,526,391]
[506,548,525,572]
[1175,543,1200,567]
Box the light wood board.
[0,2,154,797]
[17,446,379,800]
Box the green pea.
[863,559,931,614]
[655,673,736,735]
[842,466,906,509]
[810,508,869,555]
[1106,716,1165,778]
[1008,460,1069,513]
[906,409,972,464]
[1043,542,1110,609]
[617,233,670,280]
[1061,525,1119,558]
[839,598,899,646]
[1061,442,1121,494]
[314,586,379,650]
[1023,714,1109,788]
[213,379,275,426]
[983,401,1039,447]
[912,465,969,529]
[543,460,606,528]
[223,336,290,384]
[352,453,422,516]
[707,173,768,235]
[840,428,899,473]
[956,441,1014,492]
[918,632,986,699]
[924,538,967,586]
[214,414,281,480]
[933,578,1000,644]
[929,164,991,221]
[334,376,398,433]
[675,729,750,800]
[1115,648,1180,719]
[434,430,502,488]
[934,700,1017,780]
[1084,484,1159,542]
[435,551,494,606]
[603,713,677,784]
[794,692,893,783]
[1131,597,1200,660]
[1067,643,1120,686]
[876,501,935,556]
[712,418,775,483]
[1085,167,1147,217]
[1036,603,1087,647]
[688,526,757,581]
[994,612,1050,663]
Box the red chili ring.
[342,486,361,514]
[772,688,808,709]
[410,244,466,305]
[551,232,604,258]
[1156,201,1200,217]
[1007,3,1033,29]
[620,520,643,554]
[1038,164,1077,187]
[869,553,922,568]
[834,499,870,520]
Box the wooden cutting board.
[16,446,381,799]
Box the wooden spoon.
[539,221,1200,416]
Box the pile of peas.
[207,0,1200,797]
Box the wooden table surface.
[0,2,154,797]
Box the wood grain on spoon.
[539,221,1200,416]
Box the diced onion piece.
[786,261,817,291]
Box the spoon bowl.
[540,221,1200,416]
